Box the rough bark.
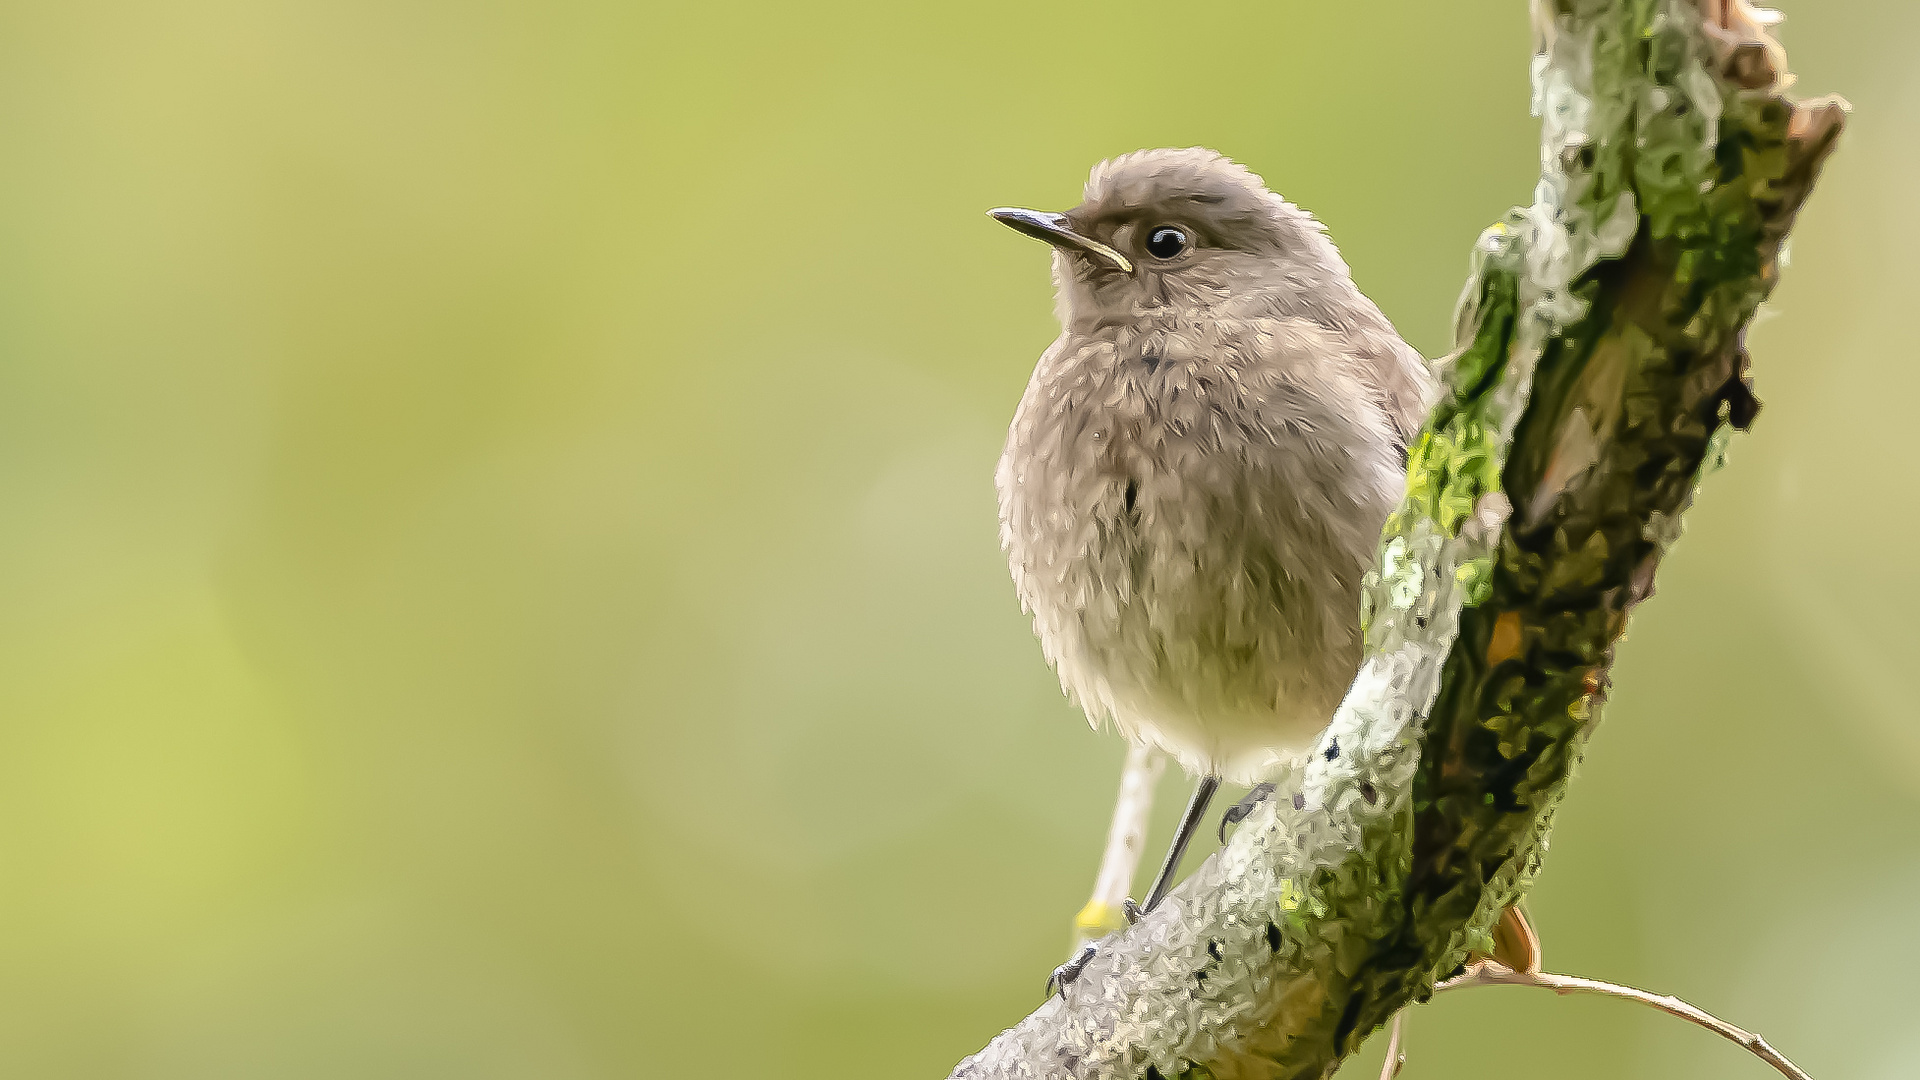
[947,2,1843,1077]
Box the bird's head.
[991,148,1356,333]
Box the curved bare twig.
[1439,962,1813,1080]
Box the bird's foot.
[1218,782,1277,841]
[1047,943,1099,1000]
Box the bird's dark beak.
[988,207,1134,274]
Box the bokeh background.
[0,1,1912,1077]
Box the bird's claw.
[1123,898,1143,924]
[1047,943,1099,1000]
[1219,781,1277,842]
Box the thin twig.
[1376,1010,1405,1080]
[1070,743,1165,954]
[1437,962,1812,1080]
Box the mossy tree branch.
[947,2,1842,1077]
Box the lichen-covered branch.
[948,2,1843,1078]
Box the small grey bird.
[990,148,1435,984]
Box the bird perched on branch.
[991,149,1535,992]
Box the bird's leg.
[1047,746,1166,1001]
[1047,773,1219,999]
[1137,774,1220,917]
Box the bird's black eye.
[1145,225,1189,260]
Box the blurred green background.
[0,1,1912,1077]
